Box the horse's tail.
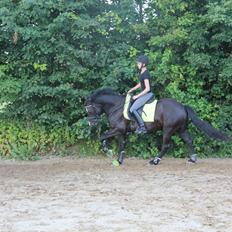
[185,105,230,141]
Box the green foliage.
[0,0,141,125]
[0,65,22,104]
[0,118,105,160]
[127,134,160,159]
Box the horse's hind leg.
[149,130,172,165]
[179,130,197,163]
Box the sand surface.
[0,157,231,232]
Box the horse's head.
[84,96,103,126]
[85,88,120,126]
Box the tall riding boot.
[132,110,147,134]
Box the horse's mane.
[89,88,119,101]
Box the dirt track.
[0,157,231,232]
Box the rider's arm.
[128,83,141,93]
[133,79,150,99]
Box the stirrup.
[135,126,147,134]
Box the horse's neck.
[97,95,124,114]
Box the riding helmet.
[137,55,149,65]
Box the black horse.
[84,88,229,165]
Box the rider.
[128,55,154,134]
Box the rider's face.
[137,62,142,70]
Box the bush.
[0,117,231,161]
[0,120,74,160]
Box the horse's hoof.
[106,149,113,157]
[188,154,197,163]
[188,158,196,164]
[102,140,108,153]
[102,148,108,154]
[112,160,120,167]
[149,157,161,165]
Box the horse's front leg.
[100,128,122,141]
[100,128,126,165]
[101,138,113,156]
[100,128,121,155]
[116,134,126,165]
[102,138,109,153]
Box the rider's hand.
[132,95,138,100]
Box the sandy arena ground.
[0,156,231,232]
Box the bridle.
[85,101,124,125]
[85,104,101,124]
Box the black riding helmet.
[137,55,149,66]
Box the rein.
[85,104,100,120]
[108,102,124,117]
[85,96,125,122]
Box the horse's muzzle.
[88,120,98,127]
[87,116,99,127]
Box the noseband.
[85,104,100,122]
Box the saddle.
[123,94,158,122]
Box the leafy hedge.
[0,117,231,161]
[0,118,102,160]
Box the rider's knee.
[130,107,135,113]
